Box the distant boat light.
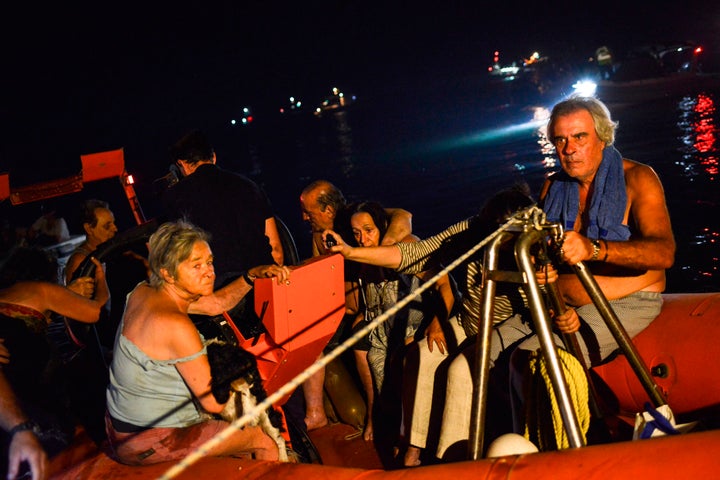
[572,79,597,97]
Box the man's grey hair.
[547,95,618,146]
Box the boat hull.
[48,292,720,479]
[49,429,720,479]
[593,292,720,417]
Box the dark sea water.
[4,73,719,294]
[226,75,720,294]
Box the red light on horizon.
[695,46,703,55]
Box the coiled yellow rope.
[523,348,590,450]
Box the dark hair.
[343,201,390,246]
[0,247,59,288]
[435,184,535,262]
[169,129,214,165]
[337,201,393,281]
[80,199,110,228]
[474,182,535,229]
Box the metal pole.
[541,261,605,421]
[468,232,511,460]
[571,261,667,407]
[516,229,585,448]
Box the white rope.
[156,209,537,479]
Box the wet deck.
[308,422,385,469]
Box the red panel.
[9,175,84,205]
[255,253,345,348]
[237,254,346,404]
[0,173,9,201]
[80,148,125,182]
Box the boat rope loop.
[523,347,590,451]
[156,208,538,480]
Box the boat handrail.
[468,212,667,458]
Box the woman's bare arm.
[189,265,291,315]
[324,229,402,268]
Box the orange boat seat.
[592,292,720,417]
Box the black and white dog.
[204,338,289,462]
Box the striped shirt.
[396,219,524,337]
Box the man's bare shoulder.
[622,158,663,187]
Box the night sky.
[2,1,719,181]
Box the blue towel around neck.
[543,146,630,241]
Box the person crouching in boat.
[105,220,290,465]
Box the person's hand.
[90,257,106,282]
[321,230,352,257]
[423,318,447,354]
[67,277,95,298]
[0,338,9,365]
[557,231,593,266]
[553,307,580,334]
[7,430,48,480]
[248,265,292,284]
[535,263,558,285]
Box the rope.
[155,210,536,480]
[523,348,590,450]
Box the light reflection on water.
[671,92,720,289]
[255,85,720,292]
[677,93,718,179]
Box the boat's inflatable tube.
[593,292,720,416]
[50,429,720,479]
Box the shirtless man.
[434,95,676,458]
[541,95,675,315]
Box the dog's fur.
[204,338,288,461]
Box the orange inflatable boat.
[48,288,720,479]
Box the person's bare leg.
[211,425,279,461]
[303,366,329,431]
[354,349,374,441]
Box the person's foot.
[304,411,329,431]
[404,445,421,467]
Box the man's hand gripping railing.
[538,222,605,421]
[544,219,667,409]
